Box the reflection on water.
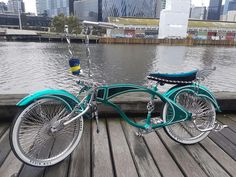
[0,42,236,93]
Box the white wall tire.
[10,97,83,167]
[163,90,216,144]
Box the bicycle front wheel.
[163,90,216,144]
[10,97,83,167]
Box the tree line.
[51,13,81,34]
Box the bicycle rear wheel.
[10,97,83,167]
[163,90,216,144]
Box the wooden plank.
[209,132,236,161]
[216,114,236,146]
[199,137,236,177]
[107,118,138,177]
[227,114,236,122]
[19,112,83,177]
[44,157,70,177]
[18,165,45,177]
[0,123,9,137]
[0,94,26,100]
[121,120,161,177]
[157,129,208,177]
[0,94,26,105]
[0,151,22,177]
[44,120,79,177]
[0,129,11,167]
[68,120,91,177]
[163,119,230,177]
[92,119,114,177]
[185,143,230,177]
[219,128,236,145]
[18,131,54,177]
[217,115,236,133]
[19,118,84,177]
[143,131,184,177]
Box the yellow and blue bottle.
[69,58,81,75]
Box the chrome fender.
[164,84,221,112]
[17,89,80,108]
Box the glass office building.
[74,0,99,21]
[37,0,74,17]
[228,1,236,11]
[74,0,161,21]
[7,0,25,14]
[103,0,159,18]
[36,0,47,15]
[47,0,69,17]
[207,0,222,20]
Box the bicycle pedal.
[135,131,143,137]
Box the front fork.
[50,90,100,134]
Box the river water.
[0,42,235,94]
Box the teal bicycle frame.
[17,82,220,130]
[94,83,191,129]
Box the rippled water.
[0,42,236,94]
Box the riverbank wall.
[0,92,235,122]
[2,31,236,46]
[99,37,236,46]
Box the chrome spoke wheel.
[11,97,83,166]
[163,90,216,144]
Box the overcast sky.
[0,0,225,14]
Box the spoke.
[167,91,215,142]
[14,98,82,165]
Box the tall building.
[228,1,236,11]
[74,0,98,21]
[74,0,162,21]
[69,0,74,15]
[0,2,7,13]
[36,0,47,16]
[7,0,25,14]
[190,6,207,20]
[220,0,236,21]
[223,0,230,15]
[227,10,236,21]
[207,0,222,20]
[161,0,166,9]
[36,0,74,17]
[227,1,236,21]
[47,0,69,17]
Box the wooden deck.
[0,114,236,177]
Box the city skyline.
[1,0,36,13]
[0,0,225,14]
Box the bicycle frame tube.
[94,84,192,129]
